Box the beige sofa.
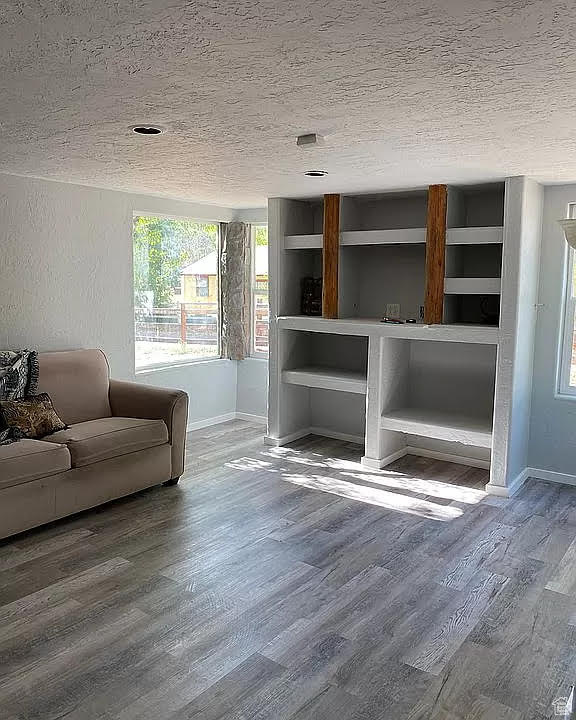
[0,349,188,540]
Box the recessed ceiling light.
[304,170,328,177]
[132,125,164,135]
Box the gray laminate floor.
[1,420,575,719]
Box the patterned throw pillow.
[0,393,67,440]
[0,350,39,443]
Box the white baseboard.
[309,427,364,445]
[405,446,491,470]
[265,426,364,447]
[188,411,267,432]
[236,412,267,425]
[526,467,576,487]
[486,467,576,498]
[187,412,236,432]
[361,446,490,472]
[362,447,407,469]
[485,467,530,498]
[264,428,310,446]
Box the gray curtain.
[220,221,251,360]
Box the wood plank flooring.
[1,419,575,719]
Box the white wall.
[0,172,266,426]
[529,184,576,477]
[236,357,268,419]
[141,359,238,427]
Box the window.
[133,215,220,370]
[559,204,576,395]
[196,275,209,297]
[251,224,269,356]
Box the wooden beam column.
[424,184,448,324]
[322,194,340,319]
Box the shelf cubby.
[444,294,501,326]
[282,331,368,392]
[279,330,368,442]
[447,183,505,229]
[443,186,504,326]
[340,243,426,320]
[380,339,496,449]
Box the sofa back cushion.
[37,350,111,424]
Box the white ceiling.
[1,0,576,208]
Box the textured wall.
[2,1,576,206]
[0,172,256,425]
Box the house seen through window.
[134,215,220,370]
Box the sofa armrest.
[109,380,188,480]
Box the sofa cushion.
[43,417,169,468]
[38,350,111,425]
[0,439,71,490]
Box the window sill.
[136,356,227,374]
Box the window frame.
[133,211,222,373]
[250,223,269,358]
[557,203,576,397]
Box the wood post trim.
[322,194,340,319]
[424,185,448,324]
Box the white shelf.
[341,229,426,245]
[278,316,499,344]
[446,227,503,245]
[444,277,501,295]
[284,226,503,249]
[282,366,367,394]
[284,234,322,249]
[380,407,493,448]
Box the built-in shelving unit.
[268,177,544,496]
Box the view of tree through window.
[134,216,220,369]
[252,225,269,355]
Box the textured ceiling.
[1,0,576,207]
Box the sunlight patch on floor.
[280,472,463,521]
[341,471,486,505]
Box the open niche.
[280,198,324,315]
[281,330,368,441]
[443,184,504,326]
[338,190,428,321]
[380,339,497,449]
[282,331,368,394]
